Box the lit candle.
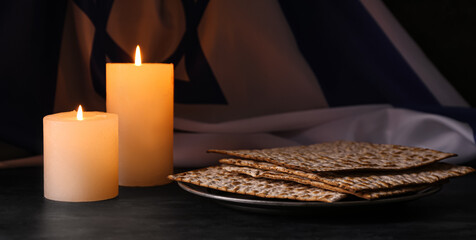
[43,106,119,202]
[106,45,174,186]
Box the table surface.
[1,166,475,240]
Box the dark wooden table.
[1,166,475,239]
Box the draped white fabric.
[174,105,476,166]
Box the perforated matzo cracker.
[219,158,473,192]
[168,166,346,202]
[209,141,456,172]
[221,164,434,200]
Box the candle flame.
[77,105,83,120]
[135,45,141,66]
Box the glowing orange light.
[77,105,83,120]
[135,45,141,66]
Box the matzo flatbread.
[360,185,430,200]
[168,166,346,202]
[209,141,456,172]
[219,158,474,192]
[221,164,432,200]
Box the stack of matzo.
[168,141,474,202]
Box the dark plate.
[177,182,441,214]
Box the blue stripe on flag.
[278,0,440,107]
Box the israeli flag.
[51,0,476,166]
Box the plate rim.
[177,182,442,208]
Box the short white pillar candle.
[43,107,119,202]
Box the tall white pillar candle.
[106,46,174,186]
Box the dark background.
[384,0,476,108]
[0,0,475,161]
